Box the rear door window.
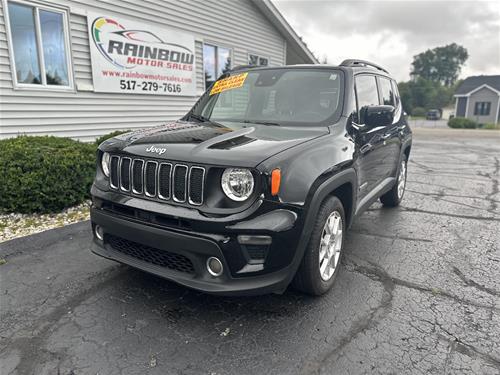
[378,77,395,106]
[391,80,401,108]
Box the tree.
[398,78,456,115]
[410,43,468,86]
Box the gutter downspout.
[495,94,500,125]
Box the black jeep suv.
[91,60,412,296]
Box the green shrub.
[0,136,96,213]
[95,130,130,145]
[483,123,499,130]
[411,107,427,117]
[448,117,478,129]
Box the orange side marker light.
[271,169,281,196]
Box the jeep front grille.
[109,156,205,206]
[132,160,144,194]
[144,161,158,197]
[120,157,131,191]
[110,156,120,189]
[158,163,172,200]
[188,167,205,205]
[173,165,188,202]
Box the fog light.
[206,257,223,277]
[94,225,104,241]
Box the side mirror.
[360,105,395,129]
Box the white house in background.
[0,0,317,141]
[454,75,500,124]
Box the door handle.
[381,133,391,140]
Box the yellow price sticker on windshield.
[210,73,248,95]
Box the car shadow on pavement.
[117,265,315,318]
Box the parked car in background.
[90,60,412,296]
[426,109,442,120]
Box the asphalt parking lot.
[1,128,499,375]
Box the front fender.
[258,123,354,206]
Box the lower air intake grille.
[106,234,195,274]
[246,245,268,260]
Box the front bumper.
[90,201,304,296]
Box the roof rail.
[340,59,389,74]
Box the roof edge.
[454,83,500,97]
[253,0,319,64]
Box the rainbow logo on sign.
[91,17,129,68]
[91,17,195,70]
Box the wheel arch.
[302,167,357,241]
[403,144,411,160]
[328,182,354,228]
[284,168,357,286]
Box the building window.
[203,43,231,89]
[5,0,73,89]
[473,102,491,116]
[248,54,269,67]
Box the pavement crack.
[344,258,499,312]
[437,323,500,369]
[407,180,459,191]
[2,266,125,375]
[301,259,394,375]
[349,230,433,243]
[406,189,500,204]
[452,340,500,369]
[409,159,434,173]
[452,266,500,298]
[481,156,499,213]
[398,207,500,222]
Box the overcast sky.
[274,0,500,82]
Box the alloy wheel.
[318,211,343,281]
[397,160,407,199]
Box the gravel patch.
[0,201,91,243]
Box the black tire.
[293,196,346,296]
[380,156,407,207]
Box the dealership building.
[0,0,317,141]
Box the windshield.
[192,68,344,126]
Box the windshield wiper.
[242,120,280,126]
[187,113,226,128]
[187,113,209,122]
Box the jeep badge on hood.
[145,145,166,155]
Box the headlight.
[101,152,111,177]
[221,168,254,201]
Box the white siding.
[0,0,286,141]
[466,87,500,124]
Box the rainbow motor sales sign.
[87,12,196,96]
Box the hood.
[101,120,329,167]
